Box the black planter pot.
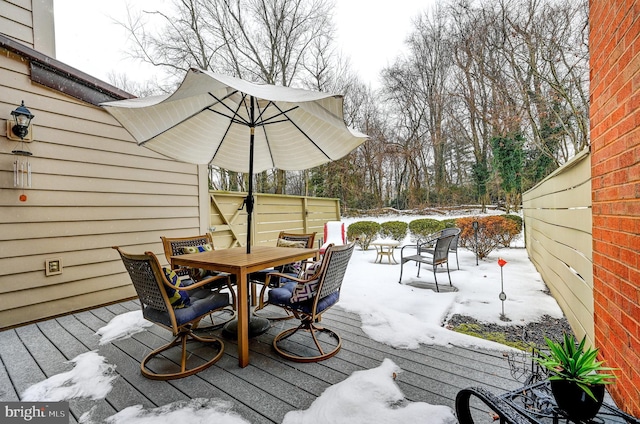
[550,379,605,421]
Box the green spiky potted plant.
[535,333,617,421]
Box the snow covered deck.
[0,300,522,423]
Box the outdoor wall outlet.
[45,258,63,276]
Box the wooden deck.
[0,300,524,423]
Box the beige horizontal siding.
[0,0,33,46]
[0,48,203,329]
[522,149,594,345]
[4,284,137,326]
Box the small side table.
[370,240,400,264]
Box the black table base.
[221,316,271,339]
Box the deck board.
[0,301,523,423]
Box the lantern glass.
[10,101,35,140]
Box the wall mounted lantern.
[7,101,35,198]
[8,101,35,142]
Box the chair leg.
[272,320,342,363]
[256,283,269,310]
[251,283,257,307]
[202,278,237,328]
[140,328,224,380]
[253,282,294,321]
[204,307,236,328]
[433,265,440,292]
[226,278,237,310]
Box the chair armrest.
[265,272,309,286]
[400,244,420,257]
[163,274,229,291]
[416,236,440,254]
[455,387,533,424]
[400,244,418,252]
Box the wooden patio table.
[171,245,318,368]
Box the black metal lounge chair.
[398,232,457,292]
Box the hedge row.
[346,215,522,257]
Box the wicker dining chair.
[161,234,236,323]
[113,246,228,380]
[266,243,354,362]
[252,231,316,321]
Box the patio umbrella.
[101,68,367,253]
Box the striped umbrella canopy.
[101,68,368,252]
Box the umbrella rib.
[208,93,250,162]
[252,98,276,168]
[269,102,333,161]
[138,105,217,147]
[206,90,251,126]
[210,109,249,126]
[254,102,299,127]
[204,90,337,166]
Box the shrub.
[380,221,408,242]
[347,221,381,250]
[408,218,445,244]
[441,218,457,229]
[499,215,523,247]
[457,216,519,259]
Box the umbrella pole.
[246,96,256,254]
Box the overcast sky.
[53,0,435,90]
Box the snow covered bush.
[408,218,445,243]
[347,221,381,250]
[379,221,408,241]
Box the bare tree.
[120,0,336,194]
[498,0,588,169]
[106,71,165,97]
[448,0,494,209]
[113,0,590,212]
[409,6,454,202]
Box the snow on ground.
[21,211,564,424]
[339,212,563,350]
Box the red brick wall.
[590,0,640,416]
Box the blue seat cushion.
[268,282,339,314]
[144,291,230,327]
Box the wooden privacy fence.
[208,191,341,249]
[522,149,593,345]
